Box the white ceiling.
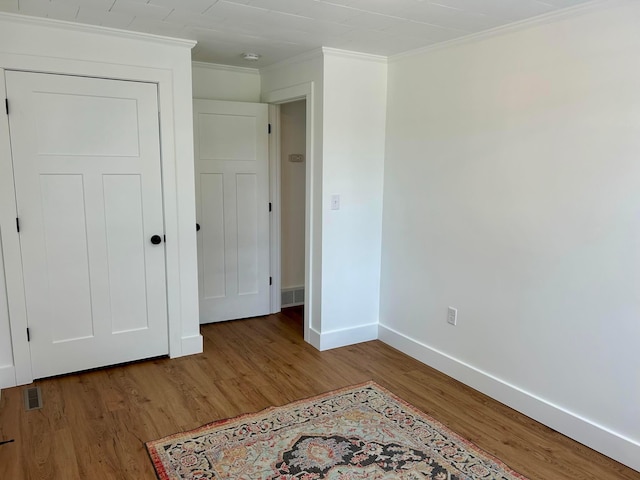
[0,0,593,67]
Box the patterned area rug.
[146,381,528,479]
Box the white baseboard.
[314,323,378,351]
[179,334,203,357]
[308,327,321,350]
[0,364,16,389]
[378,323,640,472]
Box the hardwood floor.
[0,307,637,479]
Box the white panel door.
[193,99,270,323]
[6,71,168,379]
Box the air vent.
[24,386,43,411]
[281,290,294,306]
[294,287,305,304]
[282,287,304,307]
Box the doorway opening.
[266,81,314,346]
[279,100,306,322]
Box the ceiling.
[0,0,593,68]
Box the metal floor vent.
[281,287,305,307]
[24,386,43,411]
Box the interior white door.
[193,99,270,323]
[6,71,168,379]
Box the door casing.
[263,82,315,345]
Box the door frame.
[263,82,314,344]
[0,55,199,386]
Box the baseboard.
[316,323,378,351]
[0,364,16,389]
[180,334,203,357]
[308,327,321,350]
[378,323,640,472]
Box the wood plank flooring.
[0,307,637,479]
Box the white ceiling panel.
[110,0,173,20]
[0,0,595,67]
[397,3,505,32]
[149,0,217,14]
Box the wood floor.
[0,307,637,479]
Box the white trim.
[260,47,386,74]
[308,327,321,351]
[268,104,282,314]
[263,82,312,104]
[0,365,16,389]
[322,47,387,64]
[0,67,32,386]
[260,48,323,75]
[0,12,196,49]
[378,323,640,472]
[180,334,204,357]
[390,0,611,62]
[317,323,378,351]
[192,61,260,75]
[263,82,314,346]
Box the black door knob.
[150,235,162,245]
[196,223,200,231]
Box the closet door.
[6,71,168,378]
[193,99,270,323]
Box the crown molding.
[0,12,196,49]
[390,0,613,63]
[321,47,387,64]
[259,48,324,74]
[192,61,260,75]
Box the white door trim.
[268,104,282,315]
[263,82,314,345]
[0,68,31,385]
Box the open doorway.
[279,100,306,319]
[266,81,314,346]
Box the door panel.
[194,100,270,323]
[6,71,168,379]
[236,173,259,295]
[103,174,148,333]
[200,173,226,299]
[40,174,94,343]
[33,92,140,157]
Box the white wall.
[0,13,202,387]
[280,100,306,290]
[321,51,387,346]
[192,62,260,102]
[380,2,640,470]
[262,48,387,350]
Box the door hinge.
[4,98,8,115]
[16,217,20,233]
[269,202,272,212]
[268,123,271,134]
[269,277,272,286]
[26,328,30,342]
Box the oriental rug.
[146,381,528,480]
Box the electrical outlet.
[331,194,340,210]
[447,307,457,326]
